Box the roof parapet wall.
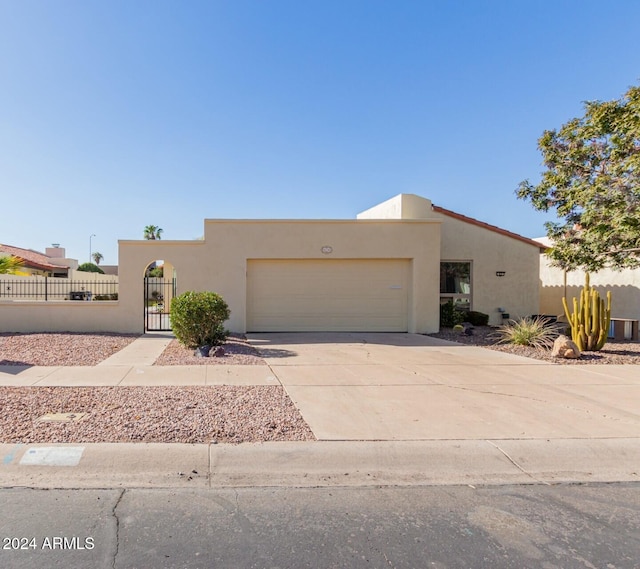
[356,194,432,220]
[357,193,545,250]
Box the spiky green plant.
[562,274,611,352]
[491,316,557,349]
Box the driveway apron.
[247,333,640,441]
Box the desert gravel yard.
[0,333,314,443]
[0,385,315,444]
[0,332,264,366]
[429,327,640,365]
[0,332,139,366]
[154,336,266,365]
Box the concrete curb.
[1,439,638,489]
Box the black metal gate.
[144,278,176,331]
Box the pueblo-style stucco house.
[0,194,544,334]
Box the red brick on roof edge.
[0,244,61,271]
[431,205,547,250]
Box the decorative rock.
[194,345,212,358]
[551,335,581,359]
[211,346,226,357]
[460,322,474,336]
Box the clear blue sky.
[2,0,639,265]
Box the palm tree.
[92,252,104,265]
[143,225,163,240]
[0,255,24,274]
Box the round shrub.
[466,310,489,326]
[439,300,465,328]
[170,291,230,349]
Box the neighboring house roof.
[431,205,548,250]
[0,244,63,272]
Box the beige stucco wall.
[432,212,540,325]
[0,301,129,333]
[357,194,433,220]
[357,193,541,326]
[0,270,128,333]
[539,255,640,321]
[118,220,441,334]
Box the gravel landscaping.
[0,385,315,444]
[0,332,139,366]
[154,336,266,366]
[0,333,314,444]
[429,326,640,365]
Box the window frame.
[439,260,472,311]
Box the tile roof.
[431,205,547,250]
[0,244,62,271]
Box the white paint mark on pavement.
[19,446,85,466]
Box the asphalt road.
[1,483,639,569]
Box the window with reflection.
[440,261,471,310]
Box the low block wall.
[0,301,141,334]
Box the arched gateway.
[143,260,176,331]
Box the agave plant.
[490,316,557,349]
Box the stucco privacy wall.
[0,255,168,333]
[119,219,441,333]
[539,254,640,321]
[359,194,541,326]
[0,301,130,333]
[0,272,128,333]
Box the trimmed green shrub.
[466,310,489,326]
[94,293,118,301]
[170,291,230,349]
[439,300,466,328]
[77,262,104,274]
[490,316,557,349]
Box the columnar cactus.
[562,274,612,352]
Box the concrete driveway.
[247,332,640,441]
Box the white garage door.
[246,259,409,332]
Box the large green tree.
[516,84,640,271]
[0,255,23,274]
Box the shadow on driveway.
[247,332,458,348]
[0,363,34,375]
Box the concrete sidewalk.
[0,332,279,386]
[1,332,639,489]
[97,331,174,366]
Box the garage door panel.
[247,259,409,332]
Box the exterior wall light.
[496,271,506,277]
